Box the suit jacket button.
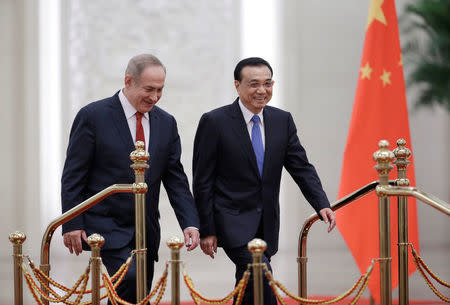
[256,208,262,213]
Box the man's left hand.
[183,227,200,251]
[319,208,336,233]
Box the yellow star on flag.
[366,0,387,29]
[380,69,391,87]
[360,62,373,80]
[398,54,403,66]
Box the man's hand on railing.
[319,208,336,233]
[63,230,88,256]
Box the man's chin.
[253,102,267,110]
[140,105,155,113]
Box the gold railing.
[376,185,450,216]
[10,139,449,305]
[297,180,385,299]
[298,138,450,305]
[39,184,134,279]
[38,141,150,305]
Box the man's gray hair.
[125,54,166,82]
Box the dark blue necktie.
[251,115,264,177]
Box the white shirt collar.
[119,89,149,120]
[238,98,264,124]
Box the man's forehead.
[241,66,272,80]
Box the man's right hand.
[63,230,88,256]
[200,235,217,259]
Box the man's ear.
[234,80,240,91]
[124,75,133,88]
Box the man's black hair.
[233,57,273,82]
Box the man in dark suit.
[61,54,200,303]
[193,57,336,305]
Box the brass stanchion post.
[373,140,394,305]
[9,231,26,305]
[393,139,411,305]
[298,255,307,305]
[167,237,184,305]
[130,141,150,302]
[248,238,267,305]
[87,234,105,305]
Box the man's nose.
[148,91,158,101]
[256,85,265,93]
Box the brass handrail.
[40,184,134,278]
[37,141,149,305]
[297,180,396,301]
[297,180,450,302]
[376,185,450,216]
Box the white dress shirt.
[119,89,150,151]
[238,98,265,149]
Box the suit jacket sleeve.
[283,113,330,215]
[161,116,200,230]
[192,113,218,237]
[61,106,95,233]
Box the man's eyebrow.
[248,79,272,83]
[143,85,164,89]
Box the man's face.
[235,65,273,114]
[124,65,166,113]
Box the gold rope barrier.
[24,244,439,305]
[167,236,251,305]
[22,261,90,305]
[27,253,132,293]
[181,255,377,305]
[31,257,129,300]
[410,245,449,288]
[182,263,250,305]
[102,262,169,305]
[21,250,135,305]
[264,259,377,305]
[409,244,450,302]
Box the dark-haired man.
[193,57,335,305]
[61,54,199,303]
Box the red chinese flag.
[336,0,419,302]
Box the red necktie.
[135,112,145,146]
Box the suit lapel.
[148,109,158,158]
[262,107,275,180]
[109,94,135,151]
[229,99,261,179]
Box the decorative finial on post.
[167,236,184,305]
[87,233,105,248]
[9,231,26,245]
[393,138,411,183]
[247,238,267,254]
[373,140,394,186]
[130,141,150,182]
[167,236,184,250]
